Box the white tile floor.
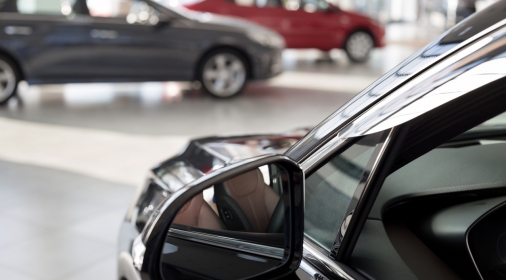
[0,161,134,280]
[0,45,421,279]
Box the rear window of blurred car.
[16,0,76,15]
[86,0,130,18]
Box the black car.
[119,1,506,280]
[0,0,284,102]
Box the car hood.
[199,13,271,32]
[175,6,274,33]
[151,128,309,189]
[338,9,376,22]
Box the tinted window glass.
[255,0,280,7]
[234,0,327,10]
[304,136,379,250]
[17,0,76,15]
[234,0,254,7]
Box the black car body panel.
[152,130,308,187]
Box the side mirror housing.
[135,155,304,279]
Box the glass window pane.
[17,0,76,15]
[86,0,131,18]
[304,136,379,250]
[255,0,280,7]
[236,0,254,7]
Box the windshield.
[149,0,203,19]
[452,112,506,143]
[480,112,506,128]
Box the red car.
[183,0,385,62]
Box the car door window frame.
[303,133,382,250]
[299,126,405,278]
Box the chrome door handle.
[90,29,118,39]
[4,26,32,35]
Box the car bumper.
[374,26,386,48]
[250,48,283,80]
[118,220,142,280]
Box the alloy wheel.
[346,31,374,62]
[202,53,246,98]
[0,59,16,102]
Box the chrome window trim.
[300,129,395,279]
[299,259,320,279]
[302,240,354,280]
[300,135,347,173]
[167,228,284,259]
[341,25,506,138]
[287,18,506,163]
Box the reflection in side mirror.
[160,164,293,279]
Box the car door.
[213,0,298,48]
[287,3,343,50]
[218,0,339,50]
[81,0,190,82]
[0,0,90,83]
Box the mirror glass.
[160,164,290,280]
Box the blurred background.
[0,0,498,279]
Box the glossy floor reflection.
[0,45,416,136]
[0,45,419,279]
[0,161,133,280]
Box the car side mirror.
[133,155,304,279]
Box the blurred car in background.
[182,0,385,62]
[0,0,284,102]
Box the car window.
[234,0,254,6]
[86,0,131,18]
[255,0,281,7]
[346,71,506,279]
[233,0,327,11]
[304,133,383,250]
[17,0,76,15]
[279,0,328,11]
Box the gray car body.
[0,0,282,85]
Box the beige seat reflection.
[216,168,280,232]
[173,168,281,233]
[172,192,224,230]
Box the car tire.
[344,31,374,63]
[0,55,20,105]
[198,49,248,98]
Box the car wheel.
[0,55,19,105]
[344,31,374,63]
[199,50,248,98]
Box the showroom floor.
[0,45,418,280]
